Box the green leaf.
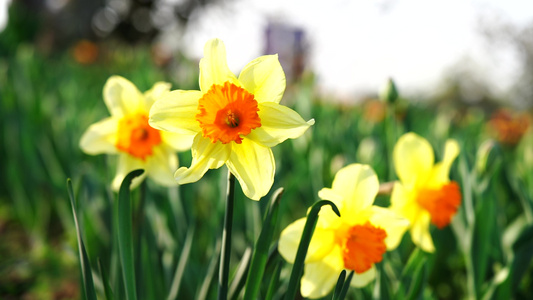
[398,248,427,300]
[229,247,252,300]
[510,224,533,291]
[98,257,115,300]
[265,260,282,300]
[116,169,144,300]
[338,271,354,300]
[332,270,346,300]
[67,178,97,300]
[167,226,195,300]
[243,187,284,300]
[284,200,341,300]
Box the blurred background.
[1,0,533,299]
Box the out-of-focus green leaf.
[116,169,144,300]
[243,187,284,300]
[67,178,97,300]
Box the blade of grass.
[167,225,195,300]
[198,239,222,300]
[116,169,144,300]
[229,247,252,300]
[67,178,97,300]
[98,257,115,300]
[219,170,236,300]
[243,187,284,300]
[284,200,340,300]
[332,270,346,300]
[338,271,354,300]
[265,260,283,300]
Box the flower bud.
[379,78,399,104]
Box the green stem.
[218,171,236,300]
[284,200,340,300]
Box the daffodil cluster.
[79,38,463,300]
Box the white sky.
[181,0,533,100]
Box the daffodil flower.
[149,38,314,200]
[390,132,461,252]
[80,76,193,190]
[279,164,409,299]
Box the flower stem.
[218,170,236,300]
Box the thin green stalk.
[218,171,236,300]
[116,169,144,300]
[243,187,284,300]
[338,271,354,300]
[284,200,340,300]
[67,179,97,300]
[332,270,346,300]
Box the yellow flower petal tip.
[279,163,408,298]
[391,132,462,252]
[148,38,314,200]
[80,76,193,191]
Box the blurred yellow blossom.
[390,132,461,252]
[80,76,193,190]
[279,164,408,298]
[149,38,314,200]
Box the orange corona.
[196,82,261,144]
[417,181,461,229]
[116,113,162,160]
[340,222,387,274]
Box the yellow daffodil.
[390,132,461,252]
[279,164,408,299]
[149,38,314,200]
[80,76,193,190]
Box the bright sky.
[181,0,533,100]
[1,0,531,101]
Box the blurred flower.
[363,99,386,123]
[279,164,408,298]
[488,108,530,146]
[390,132,461,252]
[149,38,314,200]
[80,76,193,190]
[72,40,99,65]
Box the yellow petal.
[143,81,172,109]
[149,90,203,135]
[161,131,195,152]
[411,211,435,253]
[226,138,274,200]
[300,245,344,299]
[278,218,335,264]
[393,132,434,186]
[103,76,144,117]
[428,139,460,187]
[247,102,314,147]
[238,54,286,104]
[174,134,230,184]
[368,206,409,250]
[112,154,146,191]
[79,117,119,155]
[199,38,239,93]
[350,264,376,288]
[331,164,379,213]
[145,144,179,187]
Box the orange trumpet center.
[196,82,261,144]
[416,181,462,229]
[341,222,387,274]
[116,113,162,160]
